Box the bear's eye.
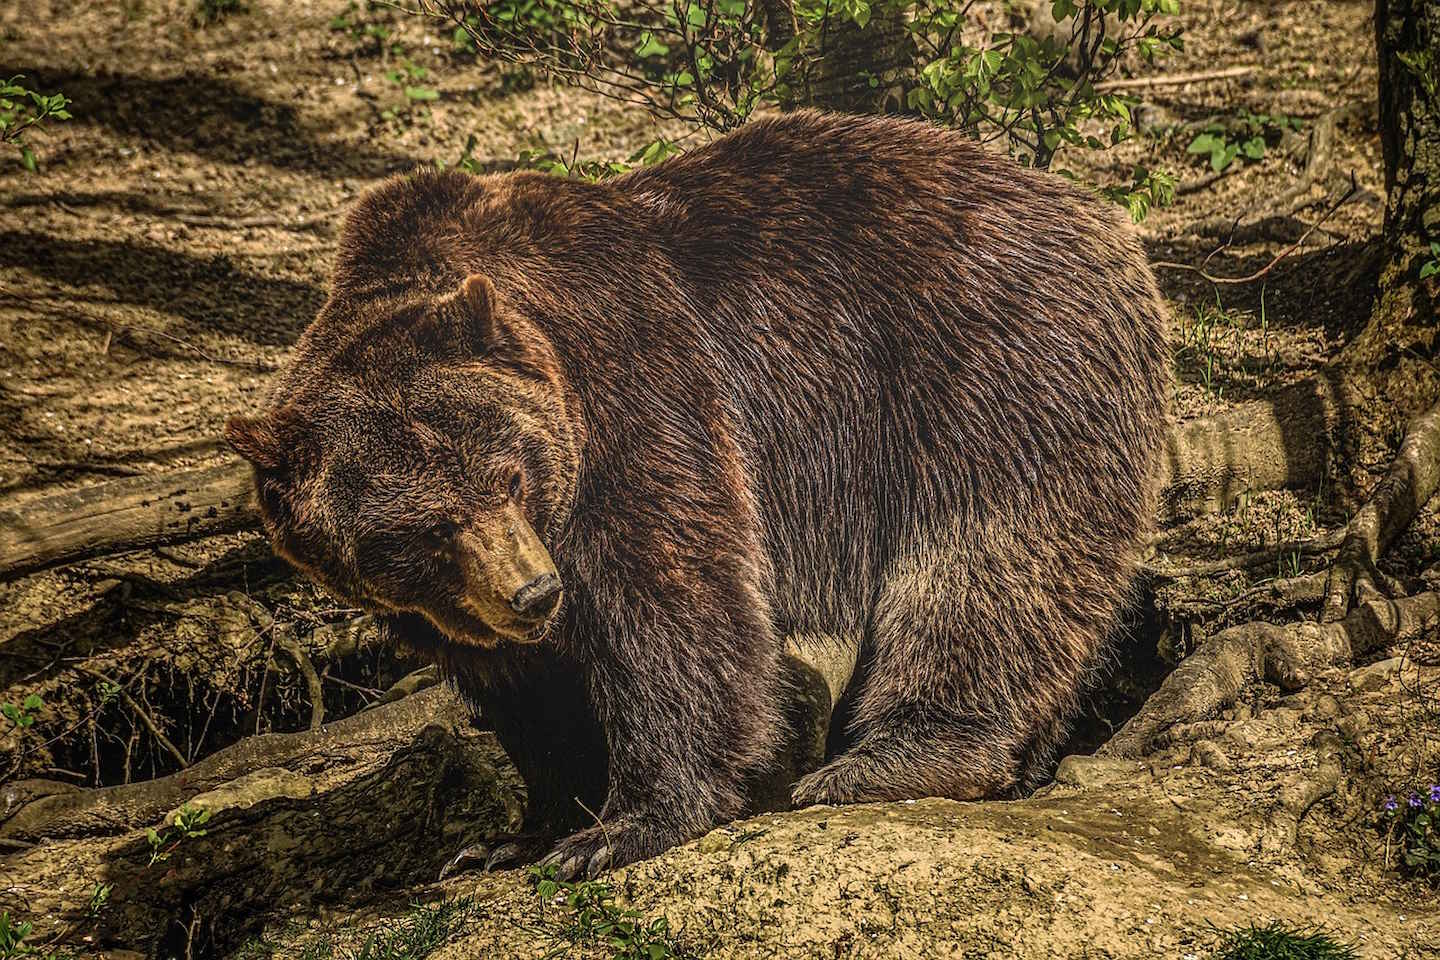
[422,520,459,550]
[508,471,523,501]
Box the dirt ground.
[2,0,1438,957]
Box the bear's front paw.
[540,817,681,880]
[791,752,887,807]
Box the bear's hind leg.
[792,541,1104,807]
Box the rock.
[1052,755,1144,788]
[1306,694,1343,720]
[696,829,732,855]
[1336,711,1371,741]
[1351,657,1404,692]
[1189,740,1234,772]
[1267,707,1303,730]
[1222,721,1263,749]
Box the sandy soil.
[2,0,1437,956]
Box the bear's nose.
[510,573,562,620]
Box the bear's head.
[225,273,583,648]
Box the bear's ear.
[461,274,497,323]
[458,273,499,344]
[447,272,552,372]
[225,415,288,470]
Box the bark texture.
[0,687,523,955]
[1346,0,1439,375]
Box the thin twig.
[75,665,189,770]
[1152,174,1358,285]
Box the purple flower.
[1430,784,1440,804]
[1384,796,1399,812]
[1409,793,1423,809]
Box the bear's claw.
[439,831,555,880]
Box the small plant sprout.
[1,693,42,729]
[529,864,687,959]
[1419,240,1439,280]
[0,912,35,960]
[1186,111,1304,173]
[381,60,440,125]
[1382,783,1440,882]
[0,76,72,172]
[146,802,213,866]
[88,882,114,919]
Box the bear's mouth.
[427,601,552,649]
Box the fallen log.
[0,685,525,955]
[0,383,1347,584]
[0,462,255,582]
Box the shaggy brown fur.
[226,110,1170,878]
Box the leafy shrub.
[416,0,1182,217]
[0,76,72,171]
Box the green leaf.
[1211,144,1238,172]
[1241,135,1265,159]
[20,146,35,172]
[1187,133,1222,154]
[1419,261,1438,280]
[21,693,41,711]
[634,33,669,58]
[404,86,439,101]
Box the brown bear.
[225,110,1170,879]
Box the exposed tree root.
[1101,590,1440,758]
[1110,400,1440,758]
[1321,399,1440,621]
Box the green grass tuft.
[272,897,478,960]
[1210,920,1358,960]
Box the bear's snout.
[510,573,562,621]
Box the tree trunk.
[812,2,910,111]
[1344,0,1439,393]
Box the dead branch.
[271,624,326,730]
[1093,65,1255,91]
[1322,398,1440,621]
[1100,590,1440,759]
[1142,530,1345,579]
[74,666,189,770]
[1153,174,1358,284]
[1160,375,1348,520]
[1,383,1352,583]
